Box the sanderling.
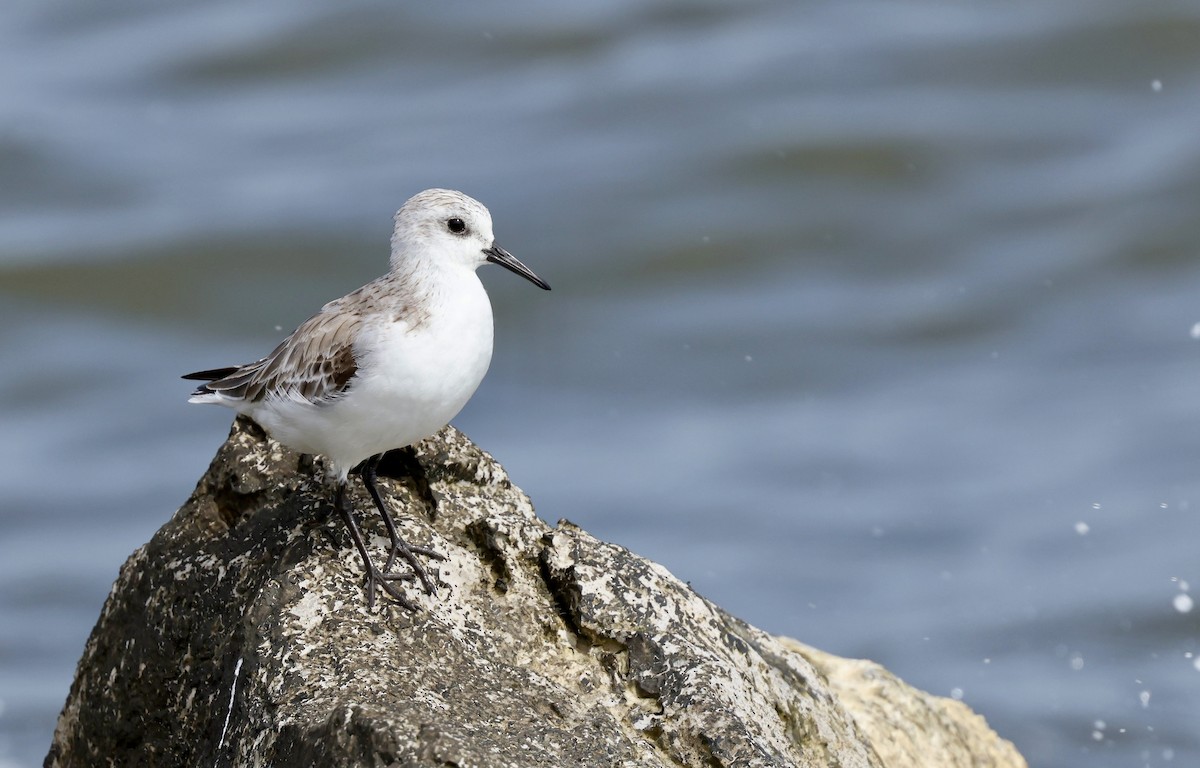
[184,188,550,610]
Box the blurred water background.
[2,0,1200,765]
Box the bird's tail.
[182,367,241,382]
[182,367,240,402]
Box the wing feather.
[192,309,361,405]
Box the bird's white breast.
[251,269,495,477]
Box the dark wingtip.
[182,367,239,382]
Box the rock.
[46,417,1027,768]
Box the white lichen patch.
[288,590,326,634]
[167,552,229,583]
[167,559,194,581]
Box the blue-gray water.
[2,1,1199,765]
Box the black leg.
[334,480,418,611]
[360,453,444,597]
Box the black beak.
[483,244,550,290]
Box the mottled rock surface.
[46,417,1026,768]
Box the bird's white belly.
[254,279,495,475]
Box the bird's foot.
[362,567,418,612]
[382,540,447,597]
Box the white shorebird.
[184,189,550,609]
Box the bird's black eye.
[447,218,466,234]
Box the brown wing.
[193,309,361,405]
